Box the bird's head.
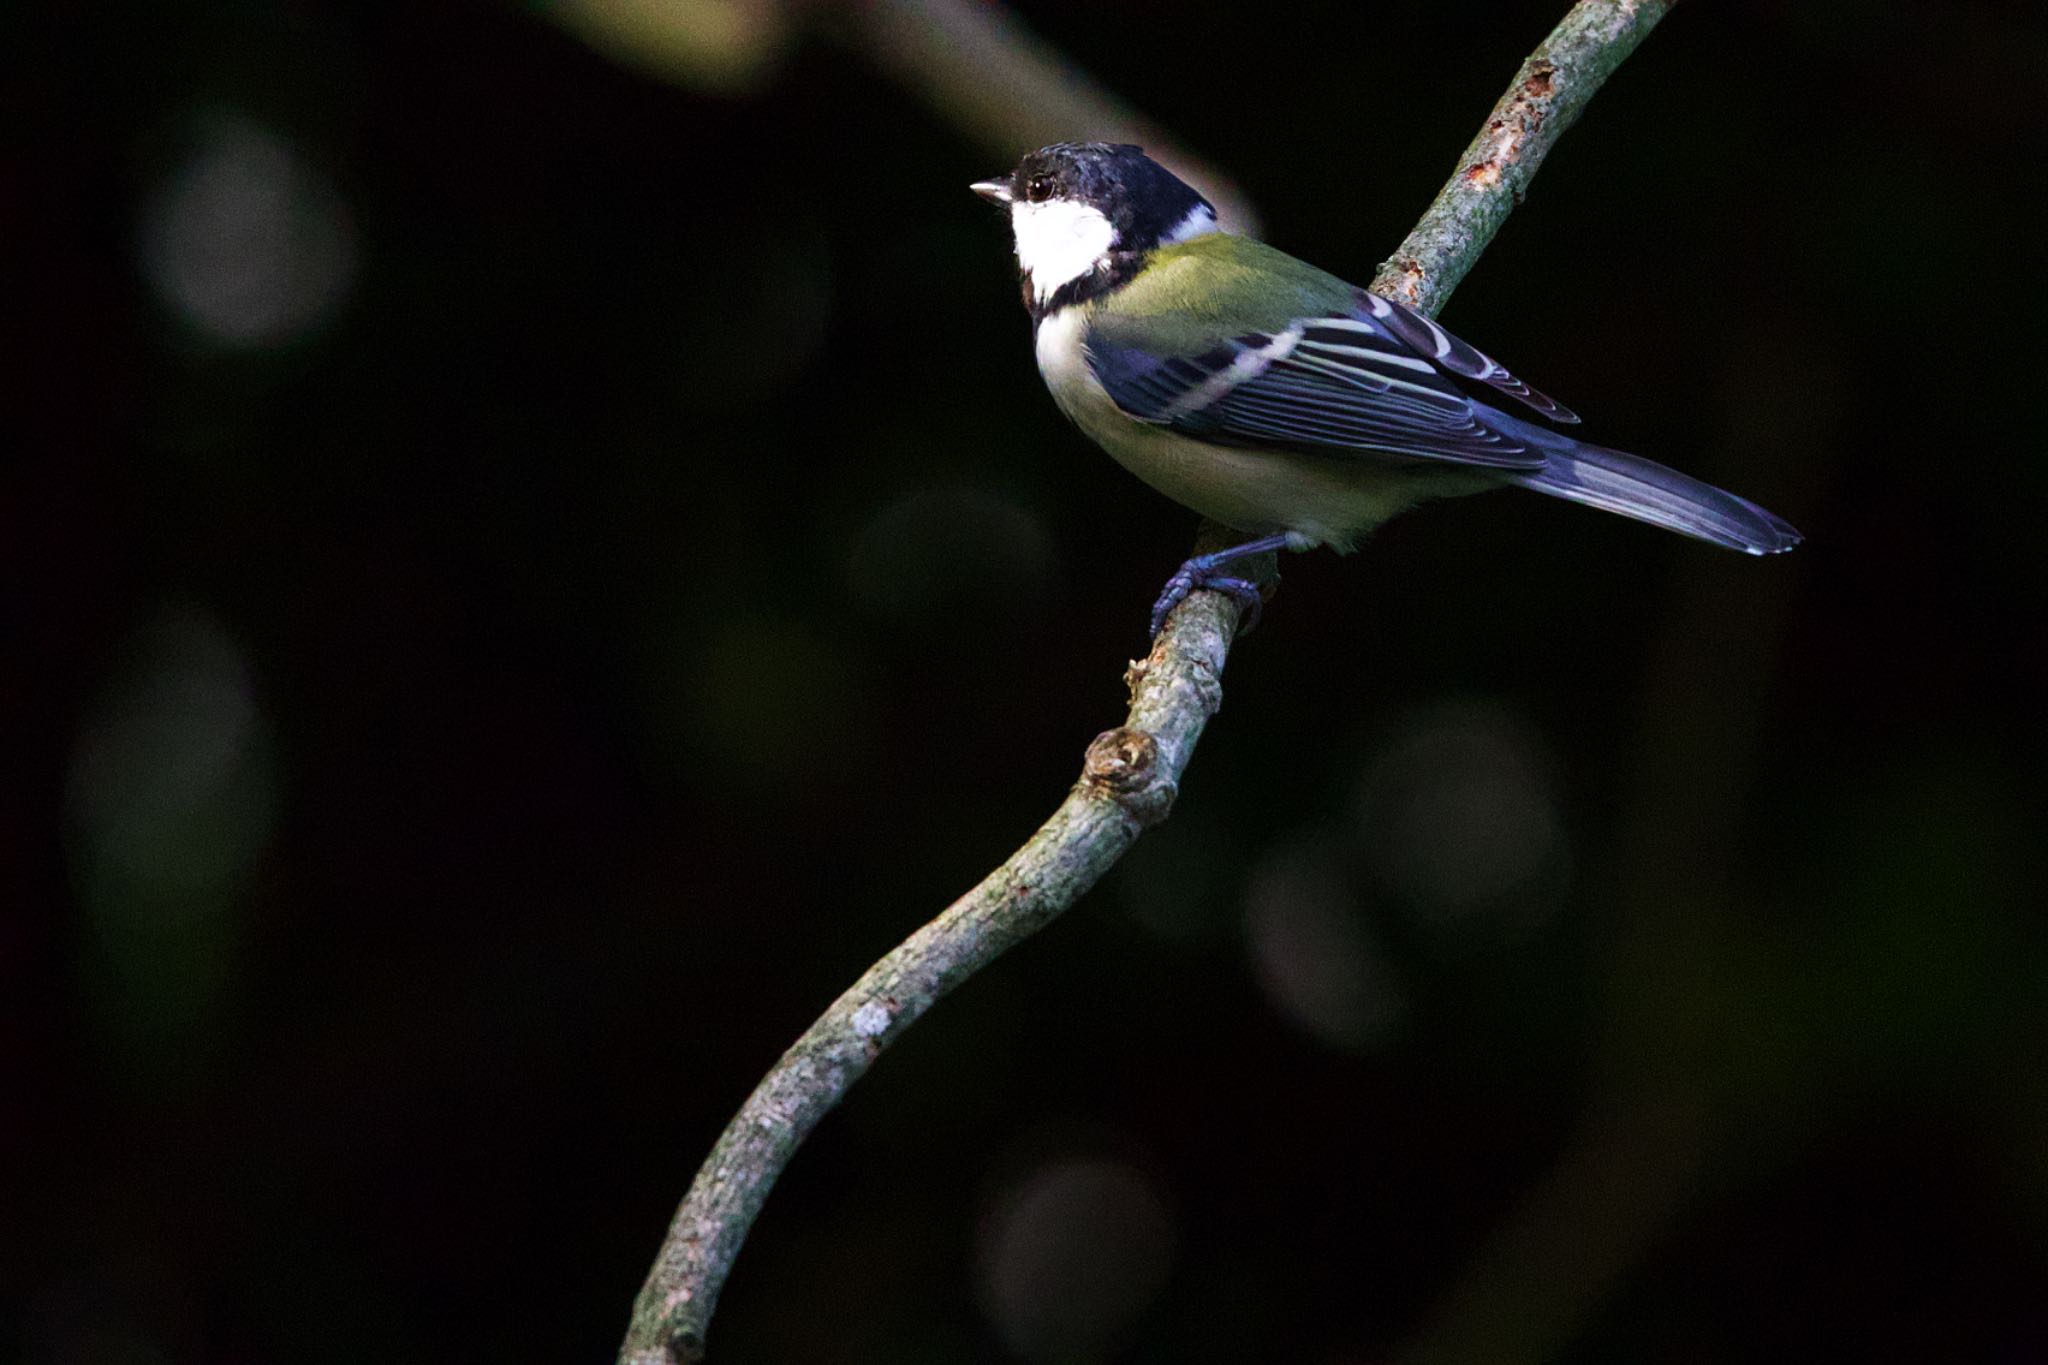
[972,142,1218,313]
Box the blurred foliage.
[542,0,792,94]
[5,0,2046,1362]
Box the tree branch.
[1371,0,1671,315]
[619,4,1672,1359]
[620,589,1242,1364]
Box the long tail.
[1485,410,1802,556]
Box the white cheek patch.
[1010,199,1117,303]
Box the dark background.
[8,0,2047,1360]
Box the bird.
[969,141,1801,637]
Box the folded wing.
[1088,307,1553,471]
[1366,293,1580,424]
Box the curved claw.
[1146,532,1293,640]
[1148,569,1265,639]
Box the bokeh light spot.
[64,603,278,1068]
[138,110,358,348]
[974,1155,1176,1361]
[1354,698,1569,950]
[1244,832,1406,1051]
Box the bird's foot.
[1146,532,1294,640]
[1148,568,1264,639]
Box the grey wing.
[1087,311,1548,471]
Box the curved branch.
[619,4,1672,1359]
[621,589,1243,1364]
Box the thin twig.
[620,3,1672,1359]
[1371,0,1672,315]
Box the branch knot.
[1081,726,1177,824]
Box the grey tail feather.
[1487,411,1802,556]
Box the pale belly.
[1034,309,1492,551]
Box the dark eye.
[1024,174,1056,203]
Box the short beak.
[970,178,1013,206]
